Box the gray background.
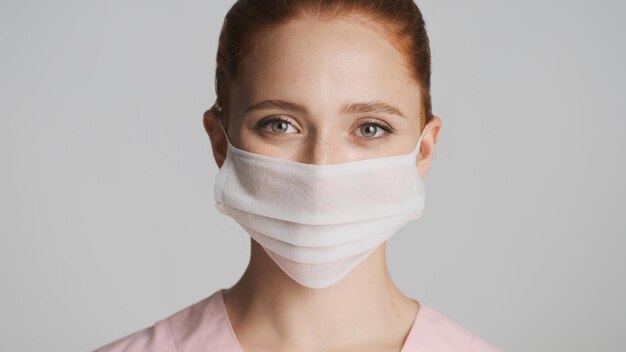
[1,1,624,351]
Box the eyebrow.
[243,99,406,119]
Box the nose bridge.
[306,139,332,165]
[302,131,340,165]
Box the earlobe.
[203,108,228,168]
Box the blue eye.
[257,116,298,135]
[356,120,395,141]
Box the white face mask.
[213,120,428,289]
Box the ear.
[203,106,228,169]
[416,115,442,178]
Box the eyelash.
[256,116,395,141]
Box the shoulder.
[91,318,174,352]
[411,303,503,352]
[92,289,231,352]
[467,333,503,352]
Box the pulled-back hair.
[211,0,432,129]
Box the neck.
[222,239,420,350]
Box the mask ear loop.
[210,102,232,146]
[412,126,431,184]
[411,126,429,158]
[215,117,233,147]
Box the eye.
[256,116,299,135]
[355,120,395,141]
[256,116,395,141]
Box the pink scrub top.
[93,288,502,351]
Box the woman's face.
[207,16,440,174]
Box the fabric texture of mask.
[213,120,428,289]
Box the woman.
[95,0,502,351]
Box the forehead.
[230,16,422,120]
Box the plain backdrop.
[1,1,624,351]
